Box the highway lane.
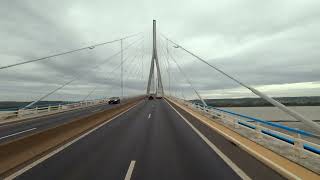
[15,99,283,180]
[0,102,119,143]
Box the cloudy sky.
[0,0,319,101]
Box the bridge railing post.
[293,133,306,158]
[234,119,240,128]
[204,106,209,113]
[208,108,215,116]
[17,109,23,118]
[255,122,263,139]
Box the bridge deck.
[9,99,284,180]
[170,98,319,179]
[0,103,117,143]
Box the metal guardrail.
[215,107,320,140]
[173,98,320,156]
[199,104,319,138]
[0,96,142,122]
[0,99,109,122]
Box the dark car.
[148,95,154,100]
[108,97,120,104]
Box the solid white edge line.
[124,160,136,180]
[164,99,251,180]
[173,101,301,180]
[4,101,142,180]
[0,128,37,140]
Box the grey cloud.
[0,0,319,101]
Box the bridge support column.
[146,20,164,97]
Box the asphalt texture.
[15,99,283,180]
[0,102,120,143]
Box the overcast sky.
[0,0,319,101]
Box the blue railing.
[214,107,318,137]
[238,120,320,154]
[194,102,318,138]
[192,102,320,155]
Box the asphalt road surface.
[14,99,283,180]
[0,102,120,143]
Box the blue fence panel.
[193,102,320,154]
[261,130,295,145]
[192,102,317,138]
[303,144,320,154]
[238,121,256,129]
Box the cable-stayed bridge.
[0,20,319,180]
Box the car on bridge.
[108,97,120,104]
[147,94,155,100]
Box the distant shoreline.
[1,96,320,109]
[0,101,72,111]
[191,96,320,107]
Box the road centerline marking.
[124,160,136,180]
[148,113,151,119]
[91,108,102,113]
[4,101,142,180]
[165,99,251,180]
[0,128,37,140]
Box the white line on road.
[4,101,142,180]
[91,108,102,113]
[124,160,136,180]
[0,128,37,140]
[148,113,151,119]
[165,100,251,180]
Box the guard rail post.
[234,119,240,129]
[255,122,263,139]
[17,109,23,118]
[293,133,306,158]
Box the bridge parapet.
[167,96,320,177]
[0,98,109,125]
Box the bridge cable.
[164,41,207,106]
[161,34,320,134]
[75,37,145,101]
[158,37,195,101]
[0,33,142,70]
[24,37,143,108]
[83,40,145,100]
[120,45,145,96]
[157,40,171,95]
[104,50,144,98]
[158,37,172,96]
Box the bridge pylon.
[146,20,164,97]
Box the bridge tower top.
[146,20,164,97]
